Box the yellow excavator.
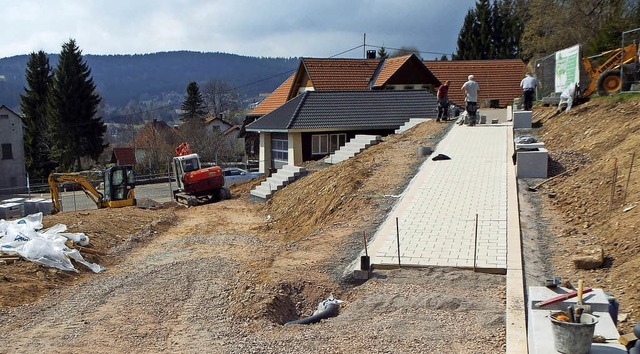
[582,42,639,97]
[48,165,136,213]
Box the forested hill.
[0,51,298,113]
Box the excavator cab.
[103,165,136,203]
[48,165,136,213]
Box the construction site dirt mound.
[530,95,640,332]
[0,207,177,308]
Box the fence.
[1,172,176,213]
[534,27,640,101]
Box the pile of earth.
[531,95,640,332]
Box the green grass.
[593,92,640,104]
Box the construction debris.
[0,213,104,273]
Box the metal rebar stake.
[473,213,478,272]
[396,217,401,268]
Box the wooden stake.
[396,217,401,268]
[609,158,618,215]
[473,213,478,272]
[363,231,368,257]
[623,152,636,206]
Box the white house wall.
[288,132,302,166]
[0,106,26,193]
[259,132,271,174]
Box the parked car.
[222,168,263,187]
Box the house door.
[271,135,288,170]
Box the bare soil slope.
[531,96,640,332]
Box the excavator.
[582,42,639,97]
[172,143,229,206]
[48,165,136,214]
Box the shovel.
[575,279,592,318]
[528,167,578,191]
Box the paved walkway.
[368,109,510,271]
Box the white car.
[222,168,263,187]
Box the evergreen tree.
[455,0,525,60]
[377,46,389,59]
[491,0,506,59]
[475,0,492,59]
[180,81,207,123]
[19,51,53,179]
[48,39,106,171]
[454,9,476,60]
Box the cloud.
[0,0,476,59]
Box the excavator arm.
[48,173,105,213]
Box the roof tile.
[424,59,526,106]
[373,55,411,87]
[247,90,437,131]
[303,58,380,90]
[249,74,296,116]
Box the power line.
[366,43,450,56]
[109,42,447,122]
[109,44,368,121]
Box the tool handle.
[537,287,593,307]
[577,280,584,305]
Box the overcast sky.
[1,0,477,60]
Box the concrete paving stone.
[368,117,509,270]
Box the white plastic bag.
[1,213,104,273]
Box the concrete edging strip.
[506,123,529,353]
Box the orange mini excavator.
[171,143,230,206]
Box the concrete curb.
[506,123,529,353]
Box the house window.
[0,114,8,119]
[330,134,346,153]
[312,135,328,155]
[271,138,288,163]
[1,144,12,160]
[312,134,346,155]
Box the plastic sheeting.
[0,212,104,273]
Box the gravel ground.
[0,208,506,354]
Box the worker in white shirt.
[520,73,537,111]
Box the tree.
[520,0,632,59]
[390,46,421,59]
[48,39,106,171]
[202,80,239,118]
[377,46,389,59]
[180,81,207,123]
[454,9,476,60]
[454,0,525,60]
[20,50,53,179]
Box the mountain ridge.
[0,51,299,119]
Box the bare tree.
[390,46,422,59]
[202,80,240,118]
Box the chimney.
[366,50,377,59]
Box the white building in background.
[0,105,26,194]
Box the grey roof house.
[0,105,26,194]
[246,90,437,172]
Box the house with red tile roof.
[424,59,527,108]
[243,54,441,172]
[110,147,136,166]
